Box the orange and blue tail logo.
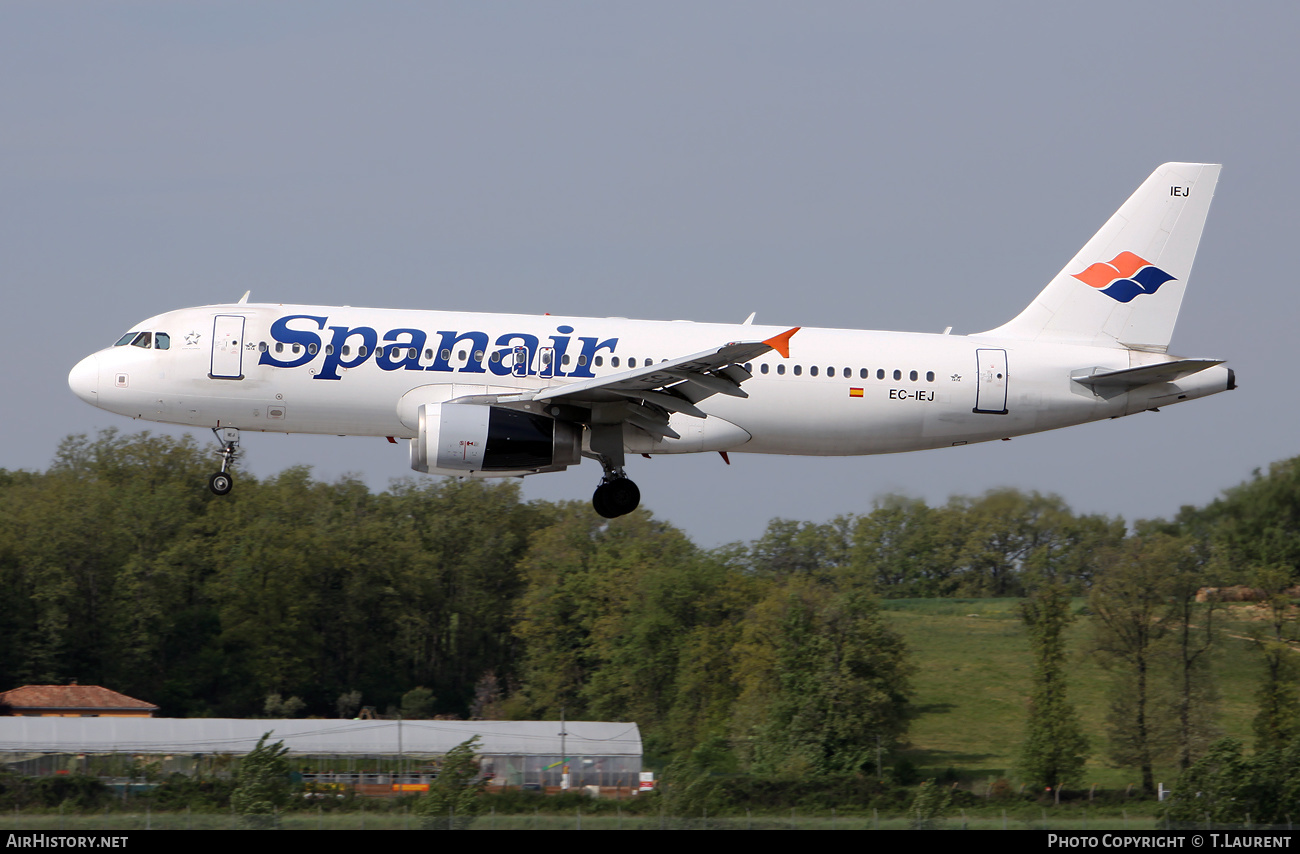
[1072,251,1176,303]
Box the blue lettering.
[548,325,574,377]
[569,337,618,378]
[264,317,618,382]
[379,328,428,372]
[316,326,378,380]
[258,315,325,368]
[428,330,488,373]
[489,333,540,377]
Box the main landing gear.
[592,465,640,519]
[208,427,240,496]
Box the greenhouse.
[0,718,643,794]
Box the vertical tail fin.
[978,162,1221,352]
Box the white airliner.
[69,163,1232,518]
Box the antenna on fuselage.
[237,290,251,304]
[741,312,756,325]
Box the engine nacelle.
[410,402,582,477]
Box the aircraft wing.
[441,327,794,443]
[446,328,798,442]
[533,326,797,411]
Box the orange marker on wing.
[763,327,800,358]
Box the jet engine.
[410,402,582,477]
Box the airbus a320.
[68,163,1232,518]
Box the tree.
[1165,736,1300,827]
[415,736,486,830]
[230,733,292,829]
[1018,583,1089,794]
[748,586,912,777]
[1090,535,1196,795]
[1249,565,1300,751]
[396,686,436,719]
[908,778,953,830]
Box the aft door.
[210,315,246,380]
[973,348,1008,415]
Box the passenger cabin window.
[154,333,171,350]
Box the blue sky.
[4,2,1295,545]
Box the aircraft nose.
[68,354,100,406]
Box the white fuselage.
[68,302,1232,465]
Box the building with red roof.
[0,684,158,717]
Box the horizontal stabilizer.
[1071,359,1224,390]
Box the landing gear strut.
[209,427,239,496]
[592,464,640,519]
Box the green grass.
[879,598,1269,791]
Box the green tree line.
[2,430,1298,787]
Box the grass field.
[878,598,1271,792]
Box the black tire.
[607,478,640,517]
[592,483,618,519]
[209,471,234,496]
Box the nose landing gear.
[208,427,240,496]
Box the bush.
[414,736,486,830]
[230,733,292,829]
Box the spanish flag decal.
[849,388,864,398]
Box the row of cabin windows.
[113,332,939,386]
[260,341,662,368]
[748,363,936,382]
[257,341,937,382]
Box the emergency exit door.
[210,315,246,380]
[973,348,1008,415]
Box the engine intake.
[410,402,581,476]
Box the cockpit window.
[130,332,152,349]
[115,332,137,346]
[155,333,171,350]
